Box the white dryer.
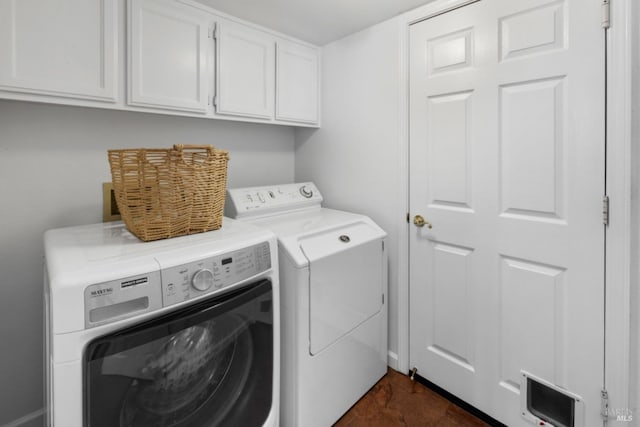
[226,182,388,427]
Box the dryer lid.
[261,209,387,268]
[298,221,384,263]
[299,225,385,355]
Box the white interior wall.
[0,99,295,426]
[294,18,404,369]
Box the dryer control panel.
[225,182,323,219]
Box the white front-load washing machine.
[226,182,388,427]
[44,219,279,427]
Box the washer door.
[299,223,384,355]
[84,280,273,427]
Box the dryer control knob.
[192,269,214,292]
[300,185,313,198]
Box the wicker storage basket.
[108,144,229,241]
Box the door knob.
[413,214,432,229]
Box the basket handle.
[173,144,215,154]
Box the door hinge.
[212,95,217,108]
[603,195,610,226]
[602,0,610,29]
[382,294,385,304]
[406,212,410,223]
[601,389,609,420]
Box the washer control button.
[192,269,214,292]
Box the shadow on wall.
[294,127,318,147]
[0,99,295,426]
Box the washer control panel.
[160,241,271,307]
[225,182,323,219]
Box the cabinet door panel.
[216,22,274,119]
[276,40,319,124]
[128,0,209,113]
[0,0,117,101]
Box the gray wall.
[0,99,295,426]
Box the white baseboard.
[2,408,45,427]
[387,350,399,371]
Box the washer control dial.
[300,185,313,198]
[192,268,214,292]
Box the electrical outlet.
[102,182,121,222]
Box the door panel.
[427,91,473,209]
[276,40,319,124]
[0,0,117,101]
[431,243,474,368]
[128,0,209,113]
[499,2,566,61]
[216,21,275,119]
[302,237,383,355]
[409,0,605,425]
[500,78,566,220]
[498,256,567,389]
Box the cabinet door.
[128,0,210,113]
[216,22,274,119]
[0,0,117,102]
[276,40,319,124]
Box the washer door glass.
[84,280,273,427]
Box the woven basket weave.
[108,144,229,241]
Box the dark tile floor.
[334,369,489,427]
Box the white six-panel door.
[409,0,605,425]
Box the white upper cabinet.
[0,0,320,126]
[128,0,211,113]
[216,21,275,119]
[0,0,117,101]
[276,40,319,124]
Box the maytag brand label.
[89,287,113,298]
[84,271,163,329]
